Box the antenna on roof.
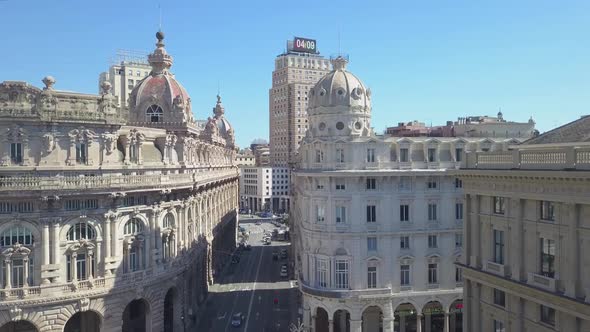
[158,3,162,31]
[338,29,341,56]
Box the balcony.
[300,282,390,300]
[527,272,557,292]
[0,168,238,194]
[484,261,509,277]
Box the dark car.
[280,250,288,259]
[231,313,245,327]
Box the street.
[195,216,299,332]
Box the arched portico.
[64,311,101,332]
[122,298,151,332]
[394,303,418,332]
[448,300,463,332]
[315,307,329,332]
[334,309,350,332]
[0,321,38,332]
[422,301,444,332]
[361,306,382,332]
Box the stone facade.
[0,32,239,332]
[458,124,590,331]
[292,57,524,332]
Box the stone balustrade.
[465,144,590,170]
[0,167,238,192]
[300,281,391,299]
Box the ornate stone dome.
[306,56,373,138]
[129,32,193,124]
[308,56,371,113]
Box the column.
[463,279,471,332]
[86,253,93,280]
[52,221,60,282]
[5,259,12,289]
[443,312,450,332]
[349,319,362,332]
[473,282,481,332]
[464,194,472,266]
[71,254,77,282]
[96,243,102,277]
[383,317,394,332]
[303,306,311,331]
[23,258,29,287]
[42,223,50,284]
[103,218,111,276]
[328,319,334,332]
[511,198,524,282]
[416,314,423,332]
[566,203,579,298]
[471,195,481,269]
[145,225,152,268]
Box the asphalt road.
[194,216,299,332]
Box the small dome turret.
[128,32,193,125]
[307,56,372,138]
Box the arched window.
[123,218,145,272]
[67,222,96,241]
[124,218,143,235]
[163,213,174,229]
[146,105,163,123]
[1,226,34,287]
[1,226,34,246]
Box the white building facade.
[0,31,239,332]
[458,117,590,332]
[98,51,152,108]
[239,166,290,213]
[292,57,521,332]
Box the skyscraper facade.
[269,37,330,167]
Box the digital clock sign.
[292,37,317,53]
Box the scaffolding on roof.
[110,49,150,66]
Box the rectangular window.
[365,178,376,190]
[493,320,505,332]
[315,179,324,190]
[493,230,505,264]
[317,259,328,288]
[455,178,463,188]
[335,260,349,289]
[10,143,22,164]
[456,267,463,282]
[540,305,555,326]
[367,148,375,163]
[335,179,345,190]
[366,205,376,223]
[428,148,436,162]
[400,236,410,249]
[493,197,506,214]
[456,203,464,220]
[400,265,410,285]
[540,201,555,221]
[427,179,438,189]
[400,204,410,222]
[540,238,555,278]
[336,206,346,223]
[400,148,409,162]
[367,267,377,288]
[399,177,412,191]
[455,148,463,162]
[428,204,437,221]
[493,289,506,307]
[336,148,345,163]
[428,235,438,248]
[316,205,325,223]
[367,237,377,251]
[76,143,87,164]
[428,263,438,284]
[315,150,323,163]
[455,233,463,248]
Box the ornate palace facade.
[0,32,239,332]
[292,56,522,332]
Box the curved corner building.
[0,32,239,332]
[293,57,516,332]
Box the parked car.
[280,249,288,259]
[261,211,273,218]
[231,313,245,327]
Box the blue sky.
[2,0,589,147]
